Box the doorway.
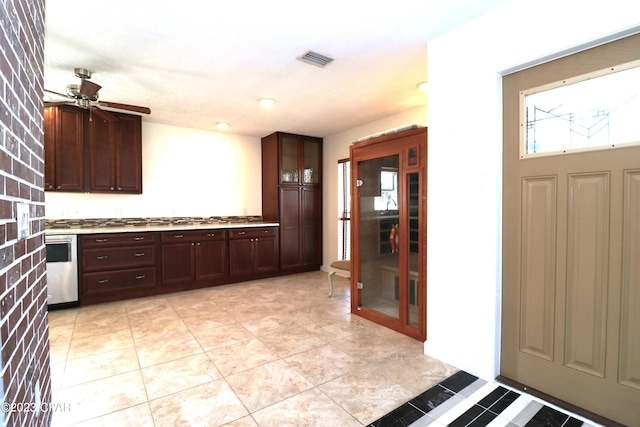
[501,33,640,426]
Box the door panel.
[502,33,640,426]
[620,170,640,391]
[565,172,609,378]
[519,176,556,360]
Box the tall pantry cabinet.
[262,132,323,272]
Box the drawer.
[82,245,156,271]
[82,232,158,247]
[160,229,227,242]
[82,267,157,295]
[229,227,276,239]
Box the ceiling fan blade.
[99,101,151,115]
[44,88,70,98]
[44,101,71,107]
[79,79,101,99]
[91,106,118,122]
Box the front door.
[501,34,640,426]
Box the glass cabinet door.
[356,155,401,321]
[303,139,321,184]
[281,135,299,183]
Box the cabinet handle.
[133,237,145,241]
[96,255,108,260]
[261,230,269,234]
[173,234,184,239]
[206,233,216,237]
[134,252,145,257]
[134,275,146,280]
[95,239,108,243]
[97,279,109,284]
[237,231,246,235]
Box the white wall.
[321,106,428,270]
[45,121,262,218]
[425,0,640,380]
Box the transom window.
[520,60,640,158]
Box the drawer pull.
[262,230,270,234]
[133,237,145,241]
[173,234,184,239]
[134,252,146,257]
[97,279,109,284]
[96,255,109,260]
[95,239,108,243]
[206,233,216,237]
[134,275,146,280]
[237,231,246,235]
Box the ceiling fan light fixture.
[216,122,230,130]
[258,98,275,108]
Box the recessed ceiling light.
[417,81,428,92]
[216,122,229,130]
[258,98,275,108]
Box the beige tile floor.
[47,271,458,426]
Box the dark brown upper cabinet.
[44,105,85,191]
[44,105,142,194]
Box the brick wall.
[0,0,50,427]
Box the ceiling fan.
[44,68,151,117]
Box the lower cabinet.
[77,226,280,305]
[229,227,279,277]
[160,230,228,289]
[79,232,159,305]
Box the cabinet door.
[302,137,322,184]
[44,106,56,190]
[88,112,117,191]
[47,106,85,191]
[161,242,195,286]
[195,240,227,282]
[253,237,278,274]
[115,113,142,193]
[229,238,253,277]
[280,134,300,184]
[279,187,301,270]
[302,187,322,267]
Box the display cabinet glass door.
[356,155,402,321]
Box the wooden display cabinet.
[350,127,427,341]
[262,132,322,272]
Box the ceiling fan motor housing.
[74,68,92,80]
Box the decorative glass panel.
[521,61,640,157]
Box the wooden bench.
[328,260,351,297]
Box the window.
[373,169,398,211]
[338,159,350,260]
[521,60,640,158]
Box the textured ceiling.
[44,0,511,138]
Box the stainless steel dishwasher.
[45,234,79,308]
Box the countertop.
[45,220,279,235]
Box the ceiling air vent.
[298,50,334,68]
